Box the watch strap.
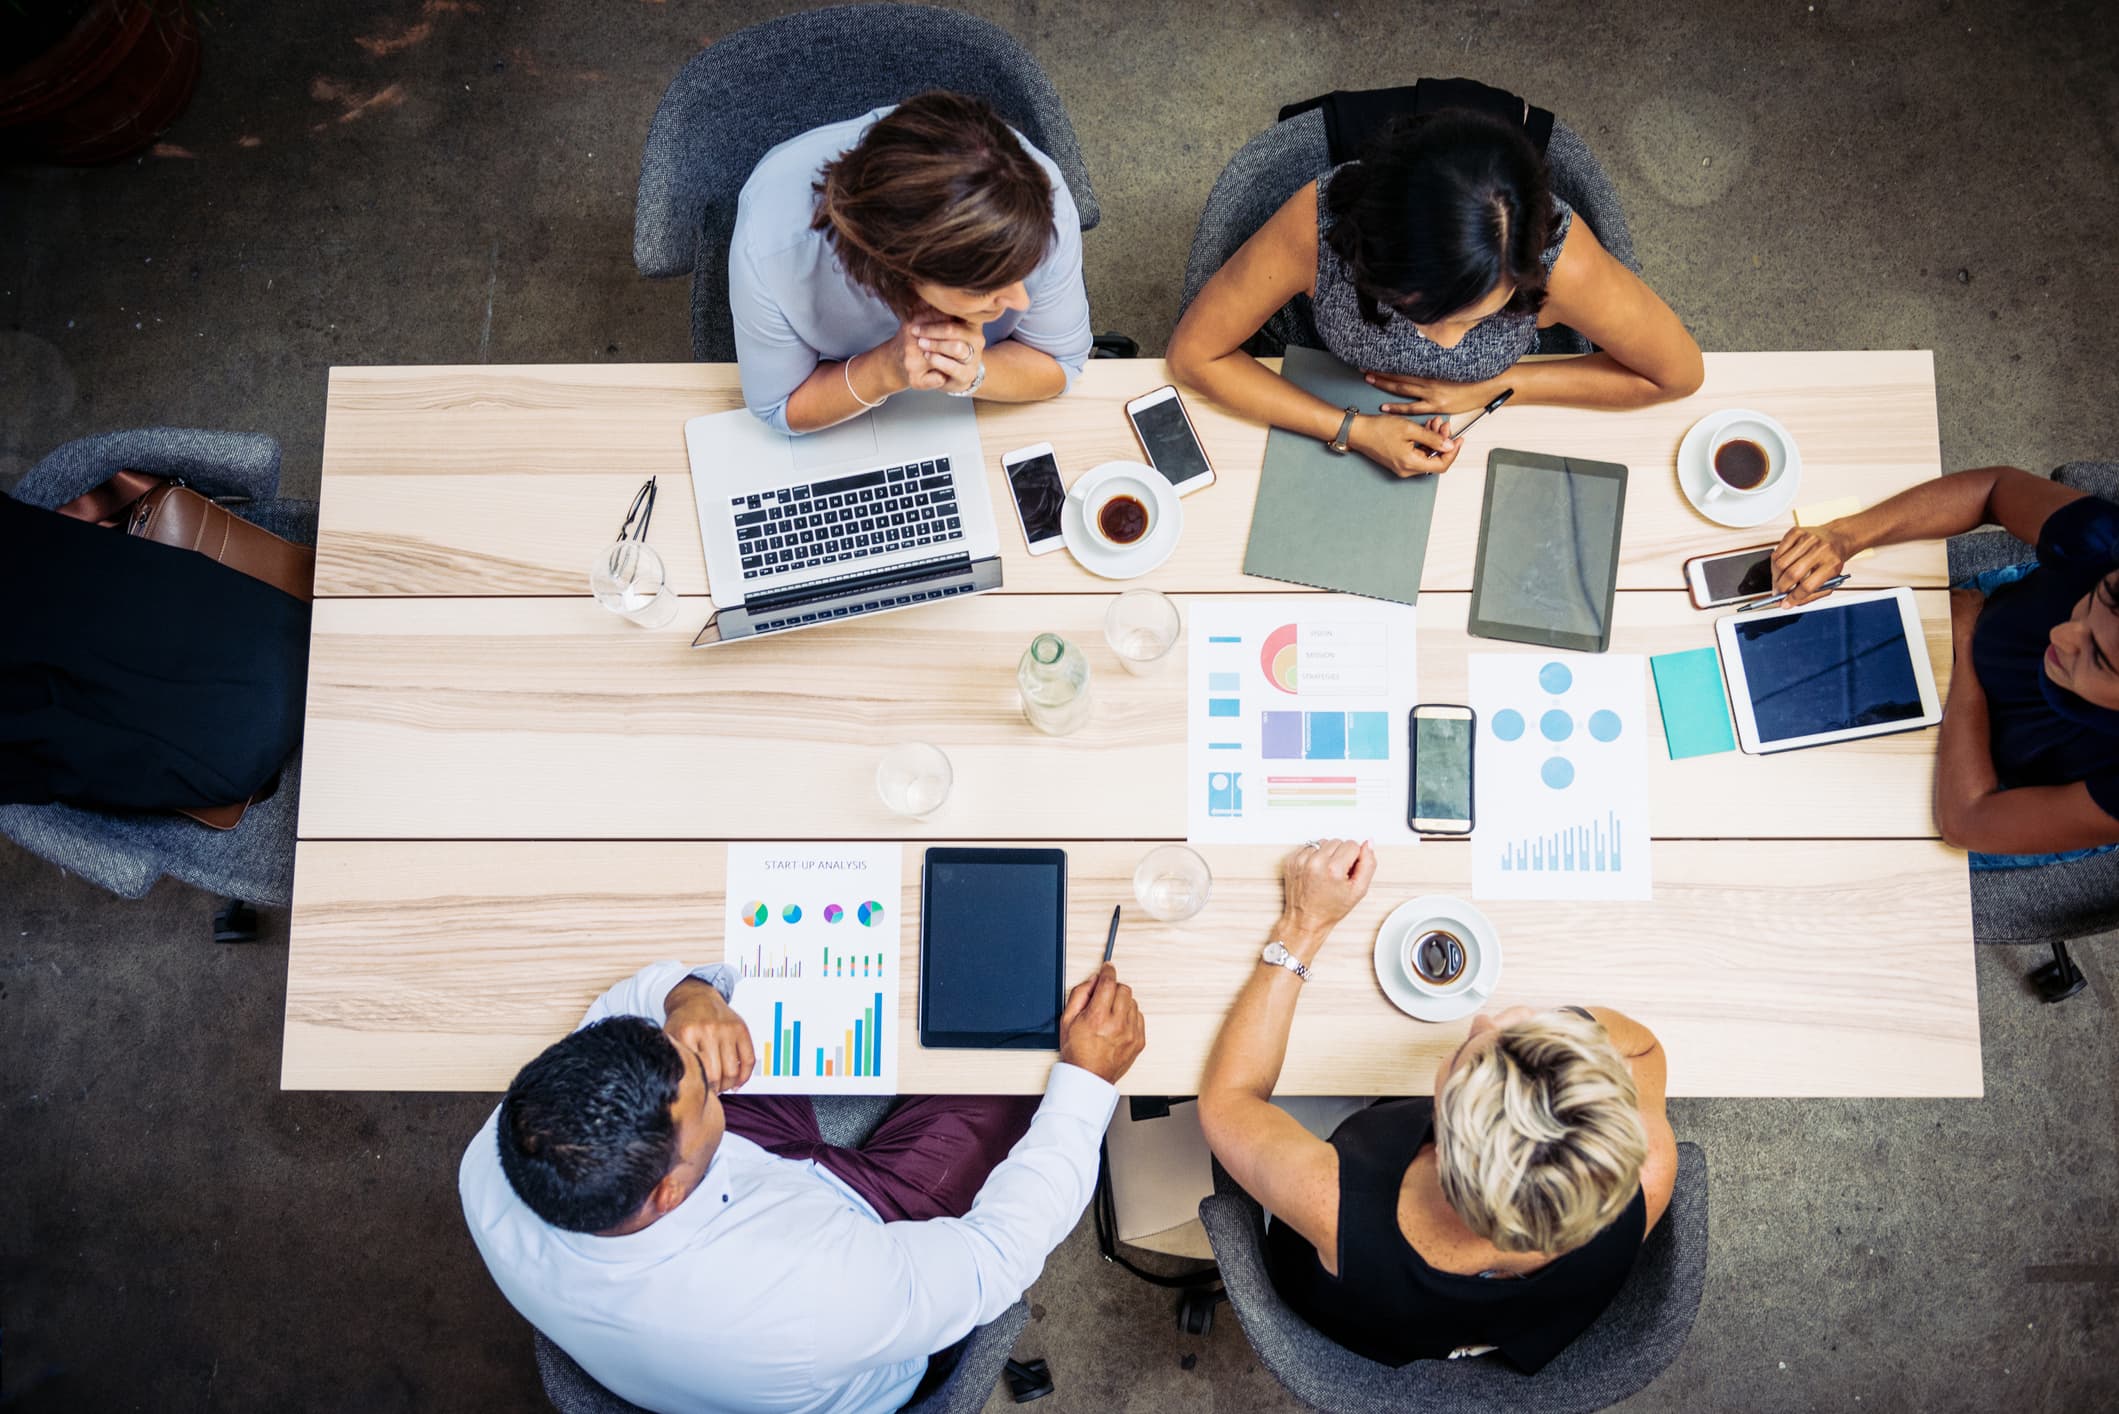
[1326,406,1358,454]
[1262,941,1311,980]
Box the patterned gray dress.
[1311,163,1573,383]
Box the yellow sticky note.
[1795,497,1874,560]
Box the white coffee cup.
[1084,474,1159,552]
[1401,921,1482,999]
[1704,418,1790,503]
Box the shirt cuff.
[682,963,740,1005]
[1044,1061,1119,1124]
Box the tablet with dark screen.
[1467,449,1629,653]
[919,848,1067,1050]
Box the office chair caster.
[2030,941,2087,1003]
[1003,1356,1054,1402]
[213,899,261,944]
[1176,1285,1226,1336]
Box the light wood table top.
[287,356,1980,1098]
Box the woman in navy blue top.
[1772,467,2119,865]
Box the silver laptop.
[684,392,1002,646]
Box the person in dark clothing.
[1197,841,1679,1373]
[1770,466,2119,867]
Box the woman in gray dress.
[1170,111,1703,477]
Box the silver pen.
[1738,573,1849,612]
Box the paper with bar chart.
[1468,653,1653,901]
[1185,599,1419,844]
[719,843,901,1093]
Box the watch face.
[1263,943,1288,963]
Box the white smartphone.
[1682,543,1778,609]
[1001,442,1068,555]
[1123,385,1217,495]
[1409,704,1476,835]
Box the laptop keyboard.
[732,459,962,580]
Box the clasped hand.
[875,315,986,396]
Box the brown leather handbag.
[55,471,316,828]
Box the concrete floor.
[3,0,2117,1410]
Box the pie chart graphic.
[781,904,802,924]
[1260,623,1299,694]
[822,904,844,924]
[739,901,768,928]
[857,900,886,927]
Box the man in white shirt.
[459,958,1144,1414]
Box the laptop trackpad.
[789,413,879,471]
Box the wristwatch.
[1325,406,1359,454]
[946,359,988,398]
[1260,941,1310,981]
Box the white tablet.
[1715,587,1943,755]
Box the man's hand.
[1770,522,1857,605]
[664,979,756,1094]
[1348,413,1460,477]
[1278,839,1377,964]
[1367,370,1504,416]
[1057,963,1146,1084]
[912,316,987,394]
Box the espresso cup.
[1401,922,1480,997]
[1085,475,1159,552]
[1704,419,1789,502]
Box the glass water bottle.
[1018,632,1092,736]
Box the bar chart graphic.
[758,992,888,1081]
[1498,811,1626,872]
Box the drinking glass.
[1103,588,1182,674]
[1133,844,1212,922]
[876,742,952,818]
[591,539,679,628]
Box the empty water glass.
[876,742,952,818]
[591,539,679,628]
[1103,588,1182,674]
[1134,844,1212,922]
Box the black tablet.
[1467,448,1629,653]
[918,847,1068,1050]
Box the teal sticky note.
[1650,648,1737,759]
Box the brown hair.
[812,91,1055,317]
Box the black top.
[1969,495,2119,822]
[1264,1098,1646,1374]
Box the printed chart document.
[1186,599,1419,845]
[719,843,901,1094]
[1469,653,1652,901]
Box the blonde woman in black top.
[1197,840,1679,1371]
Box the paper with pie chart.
[1185,599,1419,845]
[1468,654,1652,901]
[719,843,901,1093]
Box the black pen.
[1739,573,1848,612]
[1420,387,1513,461]
[1103,904,1121,963]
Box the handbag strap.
[52,468,166,527]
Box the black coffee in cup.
[1713,438,1771,490]
[1410,928,1468,985]
[1098,493,1150,545]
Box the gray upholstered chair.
[1176,103,1640,359]
[633,3,1100,363]
[1198,1113,1708,1414]
[1947,459,2119,1002]
[0,429,315,921]
[531,1096,1039,1413]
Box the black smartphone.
[1409,705,1476,834]
[1001,442,1068,555]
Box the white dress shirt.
[729,106,1093,434]
[459,961,1116,1414]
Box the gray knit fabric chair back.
[0,429,313,905]
[1177,104,1640,359]
[634,3,1099,363]
[532,1301,1031,1414]
[1948,460,2119,944]
[1198,1118,1708,1413]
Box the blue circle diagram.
[1492,709,1525,742]
[1541,757,1576,789]
[1539,661,1573,695]
[1540,710,1574,742]
[1589,709,1623,742]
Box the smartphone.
[1409,704,1476,835]
[1001,442,1068,555]
[1683,544,1777,609]
[1123,385,1216,495]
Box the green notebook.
[1242,345,1441,605]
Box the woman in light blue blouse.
[730,91,1092,435]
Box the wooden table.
[286,355,1981,1098]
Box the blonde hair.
[1434,1010,1647,1255]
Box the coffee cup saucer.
[1062,461,1182,579]
[1677,408,1802,529]
[1373,895,1502,1024]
